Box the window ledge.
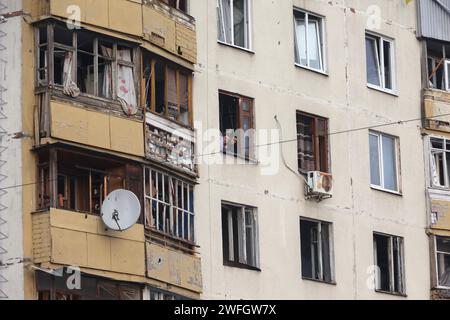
[223,261,261,272]
[375,289,407,298]
[371,185,402,196]
[367,84,398,97]
[217,41,255,54]
[221,151,259,164]
[301,277,336,286]
[294,63,328,76]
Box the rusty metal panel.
[417,0,450,42]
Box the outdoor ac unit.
[306,171,333,199]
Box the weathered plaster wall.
[192,0,430,299]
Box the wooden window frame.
[144,56,193,127]
[219,90,255,160]
[296,111,329,173]
[36,22,139,104]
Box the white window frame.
[429,136,450,189]
[293,8,326,73]
[217,0,252,51]
[299,217,335,283]
[373,233,406,295]
[445,59,450,92]
[365,32,396,94]
[435,236,450,289]
[222,201,260,269]
[369,131,401,194]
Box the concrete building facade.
[0,0,447,300]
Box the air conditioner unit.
[306,171,333,199]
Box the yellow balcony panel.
[32,208,146,277]
[50,100,145,157]
[146,242,202,293]
[430,199,450,232]
[424,89,450,133]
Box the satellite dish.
[101,189,141,232]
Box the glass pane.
[218,0,232,43]
[369,134,381,186]
[382,135,398,191]
[383,40,392,89]
[54,26,73,46]
[431,138,444,150]
[437,252,450,287]
[437,237,450,253]
[233,0,247,48]
[366,36,381,86]
[308,20,321,70]
[321,223,332,282]
[297,114,315,171]
[295,16,307,66]
[77,52,95,95]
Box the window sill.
[367,84,398,97]
[301,277,336,286]
[294,63,328,76]
[375,289,407,298]
[370,185,402,196]
[221,150,259,164]
[223,260,261,272]
[217,41,254,54]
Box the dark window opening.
[426,40,450,91]
[161,0,188,13]
[300,218,333,283]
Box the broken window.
[221,202,259,269]
[366,33,395,91]
[144,167,195,243]
[36,23,137,113]
[219,91,255,160]
[373,233,405,294]
[297,111,329,173]
[300,218,334,283]
[143,53,193,126]
[294,9,325,72]
[217,0,251,49]
[436,236,450,288]
[369,131,399,192]
[37,149,143,218]
[160,0,188,13]
[426,40,450,91]
[429,137,450,189]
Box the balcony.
[30,0,197,64]
[423,89,450,132]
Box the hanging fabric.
[117,49,138,116]
[100,46,113,99]
[62,51,80,98]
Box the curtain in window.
[218,0,232,43]
[117,49,138,116]
[294,18,307,65]
[233,0,246,47]
[62,51,80,97]
[100,46,113,99]
[430,152,441,187]
[366,37,381,86]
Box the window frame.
[365,32,396,94]
[434,236,450,289]
[445,59,450,92]
[217,0,253,51]
[143,54,194,128]
[221,201,260,270]
[373,232,406,295]
[369,131,401,194]
[299,217,335,284]
[143,166,195,244]
[219,90,256,161]
[429,136,450,190]
[36,23,139,105]
[293,8,327,73]
[296,111,330,174]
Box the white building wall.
[191,0,430,299]
[0,0,24,300]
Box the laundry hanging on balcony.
[62,51,80,98]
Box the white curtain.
[218,0,232,43]
[117,49,138,116]
[430,152,441,187]
[100,46,113,99]
[62,51,80,97]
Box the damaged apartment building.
[0,0,201,300]
[0,0,449,301]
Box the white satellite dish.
[101,189,141,232]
